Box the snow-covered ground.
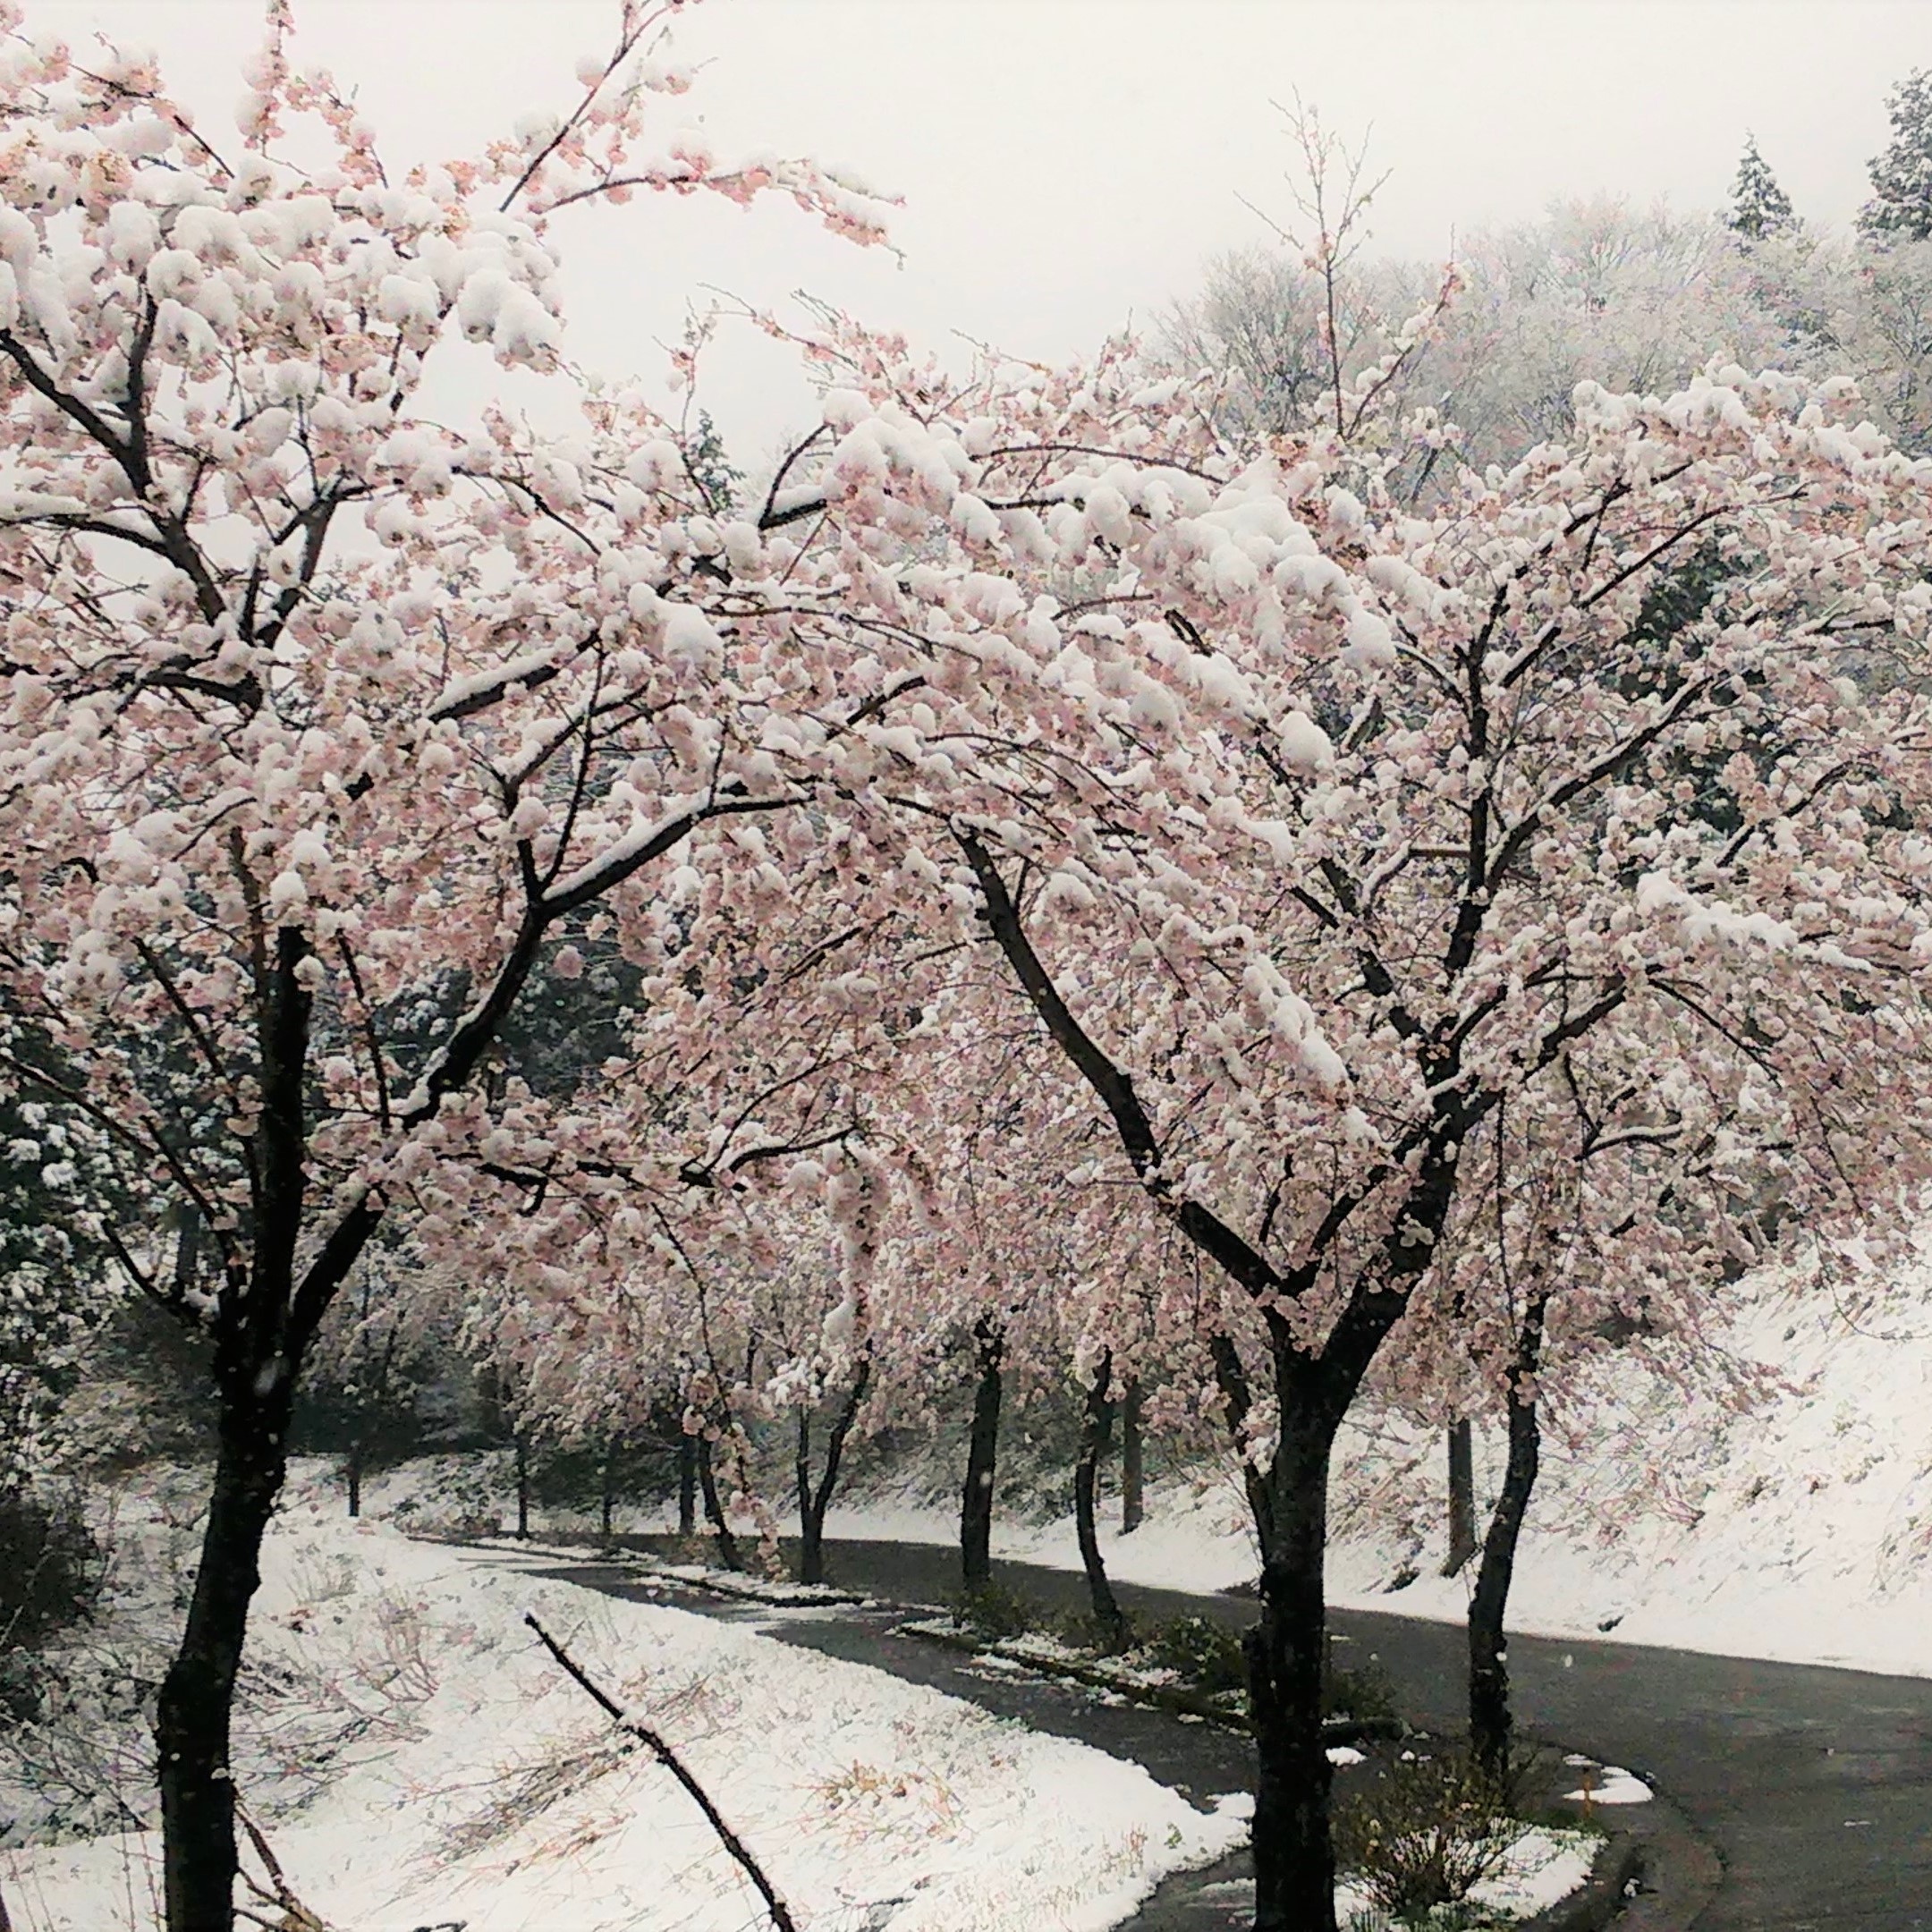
[18,1249,1917,1929]
[2,1486,1246,1932]
[1,1470,1599,1930]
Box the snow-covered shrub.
[1144,1614,1246,1696]
[1331,1750,1517,1919]
[948,1580,1042,1641]
[1325,1648,1399,1729]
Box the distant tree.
[1171,192,1788,487]
[299,1247,437,1517]
[1861,69,1932,242]
[1726,134,1798,242]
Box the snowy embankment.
[814,1269,1932,1683]
[2,1489,1245,1932]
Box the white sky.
[21,0,1932,457]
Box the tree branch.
[955,826,1284,1300]
[525,1614,798,1932]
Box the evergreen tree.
[1860,68,1932,242]
[1726,134,1798,242]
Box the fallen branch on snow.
[522,1612,798,1932]
[233,1801,331,1932]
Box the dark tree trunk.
[952,827,1475,1932]
[601,1436,617,1542]
[157,1385,293,1932]
[157,925,360,1932]
[797,1354,871,1589]
[696,1433,741,1570]
[1073,1352,1126,1648]
[1444,1417,1476,1576]
[795,1410,818,1584]
[344,1318,396,1524]
[1246,1402,1343,1932]
[960,1316,1003,1593]
[1469,1288,1549,1781]
[1120,1376,1145,1534]
[514,1429,531,1540]
[677,1429,698,1537]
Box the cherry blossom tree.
[740,320,1932,1926]
[1379,1033,1851,1776]
[853,973,1199,1601]
[0,4,903,1924]
[12,13,1932,1931]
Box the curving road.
[514,1533,1932,1930]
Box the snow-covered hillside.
[1323,1263,1932,1678]
[2,1488,1244,1932]
[806,1264,1932,1682]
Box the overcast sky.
[22,0,1932,455]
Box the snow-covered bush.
[1331,1750,1521,1919]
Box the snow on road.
[1559,1762,1654,1806]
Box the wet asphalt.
[503,1532,1932,1930]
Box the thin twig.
[523,1614,798,1932]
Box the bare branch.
[525,1614,798,1932]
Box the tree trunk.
[514,1429,530,1540]
[1444,1418,1476,1576]
[677,1430,698,1537]
[157,1388,292,1932]
[1469,1289,1549,1781]
[696,1433,741,1570]
[1120,1376,1145,1534]
[960,1316,1003,1593]
[345,1436,362,1521]
[1246,1405,1343,1932]
[796,1352,870,1589]
[795,1408,821,1586]
[601,1436,617,1542]
[1073,1352,1126,1648]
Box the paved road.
[522,1532,1932,1930]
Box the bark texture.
[797,1353,871,1587]
[697,1434,742,1570]
[157,1391,292,1932]
[1072,1352,1126,1648]
[960,1316,1003,1593]
[677,1432,698,1538]
[1468,1286,1550,1778]
[1444,1418,1476,1576]
[1119,1376,1145,1534]
[1244,1407,1341,1932]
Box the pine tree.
[1726,134,1798,242]
[1860,68,1932,242]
